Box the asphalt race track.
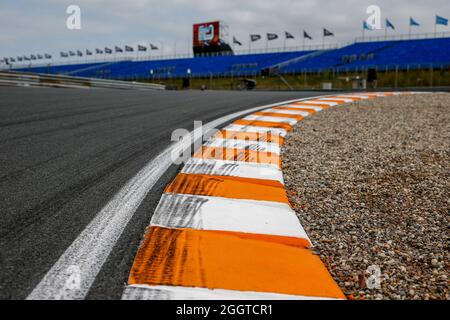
[0,86,319,299]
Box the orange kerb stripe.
[215,130,284,144]
[233,119,292,131]
[273,106,317,114]
[165,173,289,203]
[292,102,330,108]
[309,99,346,104]
[193,146,281,166]
[327,96,363,101]
[129,226,345,299]
[253,111,305,121]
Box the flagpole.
[322,31,325,49]
[434,17,437,38]
[302,32,305,51]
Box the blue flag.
[363,21,373,31]
[410,17,420,27]
[436,15,448,26]
[386,19,395,30]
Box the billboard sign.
[193,21,220,47]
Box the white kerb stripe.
[122,284,336,300]
[224,124,288,137]
[150,193,309,239]
[262,108,311,117]
[243,115,298,125]
[304,100,339,106]
[284,104,324,111]
[183,158,283,183]
[205,138,281,154]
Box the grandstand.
[10,36,450,81]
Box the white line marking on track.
[27,95,330,300]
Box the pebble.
[283,93,450,300]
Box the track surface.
[0,86,318,299]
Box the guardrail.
[0,71,166,90]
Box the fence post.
[394,65,399,88]
[429,64,434,87]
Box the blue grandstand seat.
[14,37,450,79]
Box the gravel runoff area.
[283,93,449,300]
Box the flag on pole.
[250,34,261,42]
[233,36,242,46]
[86,49,93,56]
[150,44,159,50]
[285,32,295,39]
[37,54,43,59]
[105,47,113,54]
[17,56,23,61]
[96,48,104,54]
[267,33,278,40]
[10,57,16,62]
[30,54,37,60]
[138,45,147,51]
[45,54,52,59]
[436,15,449,26]
[125,45,134,52]
[69,51,76,56]
[323,28,334,37]
[24,56,31,61]
[115,46,123,53]
[410,17,420,27]
[60,52,68,58]
[386,19,395,30]
[363,21,373,30]
[303,30,313,40]
[76,50,83,57]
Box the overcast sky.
[1,0,449,60]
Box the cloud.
[1,0,449,59]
